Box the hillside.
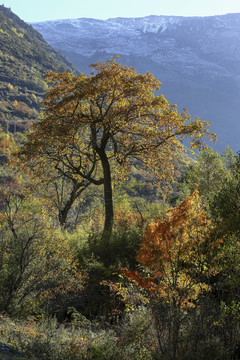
[32,14,240,151]
[0,5,78,132]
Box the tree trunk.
[170,303,181,360]
[59,201,73,228]
[58,181,89,228]
[98,149,114,252]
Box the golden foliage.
[18,57,216,234]
[125,191,222,308]
[21,57,216,185]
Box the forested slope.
[0,5,78,131]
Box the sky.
[2,0,240,22]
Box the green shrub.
[0,313,153,360]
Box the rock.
[0,342,26,359]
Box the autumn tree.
[20,57,215,244]
[123,191,221,359]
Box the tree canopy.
[20,57,215,244]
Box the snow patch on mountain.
[31,14,240,81]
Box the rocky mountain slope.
[32,14,240,151]
[0,5,78,132]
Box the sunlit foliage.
[20,57,215,241]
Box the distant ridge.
[32,14,240,151]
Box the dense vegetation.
[0,7,240,360]
[0,5,78,132]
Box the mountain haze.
[32,14,240,151]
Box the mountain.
[32,14,240,152]
[0,5,78,132]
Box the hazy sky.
[2,0,240,22]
